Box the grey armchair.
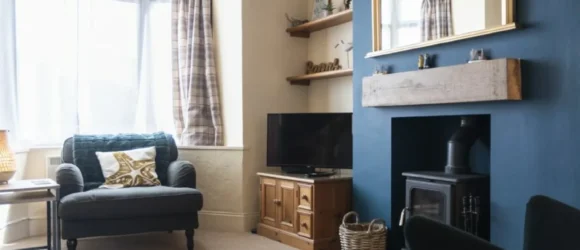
[56,133,202,250]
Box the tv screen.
[267,113,352,169]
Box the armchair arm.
[404,216,502,250]
[167,161,196,188]
[56,164,84,199]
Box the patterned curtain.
[172,0,223,146]
[420,0,453,42]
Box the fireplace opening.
[391,114,491,249]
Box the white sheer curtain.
[9,0,174,146]
[0,0,20,146]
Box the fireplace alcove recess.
[391,115,491,249]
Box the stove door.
[405,179,453,225]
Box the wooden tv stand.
[257,171,352,250]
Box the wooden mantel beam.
[362,58,522,107]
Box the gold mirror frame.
[367,0,517,58]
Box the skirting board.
[198,211,259,232]
[9,212,259,243]
[1,218,30,243]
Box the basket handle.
[367,218,387,233]
[341,211,359,226]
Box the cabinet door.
[278,180,297,233]
[261,178,278,227]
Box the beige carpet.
[2,230,298,250]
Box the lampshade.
[0,130,16,183]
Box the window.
[13,0,174,145]
[381,0,422,48]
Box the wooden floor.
[1,230,298,250]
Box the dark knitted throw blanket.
[73,132,171,190]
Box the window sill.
[177,145,245,151]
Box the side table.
[0,179,60,250]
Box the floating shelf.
[287,69,353,85]
[286,10,353,38]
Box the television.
[267,113,352,176]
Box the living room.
[0,0,579,250]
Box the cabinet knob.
[273,199,281,205]
[301,223,308,229]
[301,195,308,201]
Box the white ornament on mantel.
[362,58,522,107]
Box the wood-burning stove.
[399,116,490,240]
[400,171,490,239]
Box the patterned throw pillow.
[96,147,161,188]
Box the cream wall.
[240,0,310,230]
[214,0,243,147]
[306,0,353,113]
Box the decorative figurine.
[422,54,431,69]
[374,65,389,75]
[312,0,329,20]
[418,55,425,70]
[344,0,352,10]
[285,13,308,27]
[306,59,342,74]
[322,2,336,17]
[469,49,486,63]
[334,40,353,69]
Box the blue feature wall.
[352,1,580,249]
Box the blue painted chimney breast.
[352,1,580,249]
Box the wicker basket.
[339,211,387,250]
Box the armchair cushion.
[59,186,203,220]
[71,133,174,187]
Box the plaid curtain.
[172,0,223,146]
[420,0,453,42]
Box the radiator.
[45,156,62,181]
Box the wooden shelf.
[286,10,353,38]
[287,69,353,85]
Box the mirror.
[369,0,516,57]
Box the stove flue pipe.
[445,116,480,174]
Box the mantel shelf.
[362,58,522,107]
[286,10,353,38]
[287,69,353,85]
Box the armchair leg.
[185,230,194,250]
[66,239,77,250]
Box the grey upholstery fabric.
[61,215,199,239]
[56,164,84,199]
[168,161,197,188]
[60,186,203,220]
